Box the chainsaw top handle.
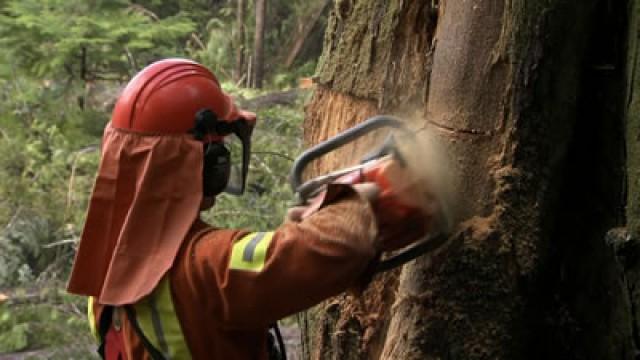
[289,115,449,274]
[289,115,407,193]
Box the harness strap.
[268,323,287,360]
[96,305,113,358]
[95,305,166,360]
[123,306,167,360]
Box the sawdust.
[391,116,459,234]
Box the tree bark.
[253,0,266,88]
[302,0,639,359]
[233,0,245,84]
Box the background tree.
[253,0,266,88]
[283,0,331,69]
[234,0,246,84]
[0,0,314,355]
[0,0,196,81]
[302,0,638,359]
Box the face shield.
[193,109,254,196]
[222,130,251,195]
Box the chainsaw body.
[289,116,447,273]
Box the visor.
[193,108,255,196]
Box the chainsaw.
[289,115,449,273]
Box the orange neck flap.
[68,125,203,305]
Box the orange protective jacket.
[90,191,378,359]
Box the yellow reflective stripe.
[155,277,190,359]
[229,232,275,272]
[87,296,99,342]
[135,276,191,359]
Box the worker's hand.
[285,183,380,223]
[363,158,437,252]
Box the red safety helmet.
[112,58,252,134]
[111,58,256,195]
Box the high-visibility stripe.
[135,276,191,359]
[229,232,274,272]
[243,232,267,261]
[87,296,99,342]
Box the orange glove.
[362,157,436,251]
[289,156,437,253]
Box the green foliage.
[0,0,316,354]
[0,76,100,288]
[134,0,219,32]
[192,18,236,78]
[0,288,95,357]
[0,0,195,79]
[271,60,318,89]
[204,100,303,230]
[189,0,326,85]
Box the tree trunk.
[302,0,640,359]
[233,0,245,84]
[284,0,331,69]
[253,0,266,88]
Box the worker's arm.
[182,185,380,329]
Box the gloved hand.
[362,157,437,252]
[285,183,379,223]
[286,157,437,253]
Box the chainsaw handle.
[375,233,449,273]
[289,115,406,193]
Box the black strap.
[96,305,114,358]
[123,305,167,360]
[268,323,287,360]
[98,305,285,360]
[94,304,166,360]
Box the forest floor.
[0,325,301,359]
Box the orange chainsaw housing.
[303,157,431,252]
[360,157,431,251]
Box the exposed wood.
[304,0,639,358]
[302,2,439,356]
[298,77,314,89]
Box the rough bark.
[302,2,438,359]
[622,1,640,357]
[233,0,245,84]
[253,0,266,88]
[302,0,639,359]
[628,0,640,239]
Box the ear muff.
[202,142,231,197]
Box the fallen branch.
[252,151,295,162]
[42,238,77,249]
[238,89,308,110]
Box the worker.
[67,58,435,359]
